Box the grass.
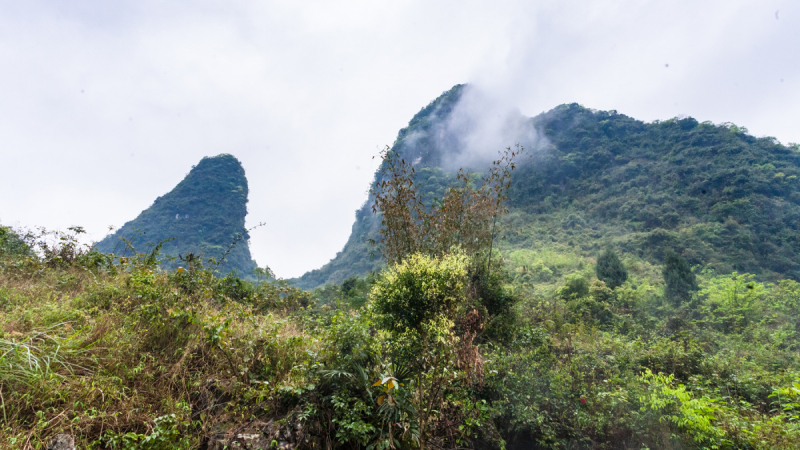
[0,246,314,449]
[2,229,800,449]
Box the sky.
[1,0,798,278]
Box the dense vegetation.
[3,170,800,449]
[294,85,800,289]
[94,154,258,279]
[3,86,800,449]
[507,101,800,281]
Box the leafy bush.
[557,273,591,300]
[468,262,519,343]
[596,247,628,289]
[663,249,698,306]
[5,221,800,448]
[700,272,766,333]
[0,225,31,257]
[566,280,614,326]
[370,252,468,335]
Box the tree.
[0,226,31,257]
[369,146,523,343]
[370,251,469,335]
[663,249,698,306]
[370,145,522,267]
[596,248,628,289]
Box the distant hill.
[95,154,258,277]
[293,85,800,289]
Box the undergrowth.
[2,225,800,449]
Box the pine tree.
[596,248,628,289]
[663,249,698,306]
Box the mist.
[436,85,546,171]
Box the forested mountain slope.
[94,154,258,277]
[294,85,800,289]
[508,102,800,280]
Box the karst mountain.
[294,84,800,288]
[94,154,258,277]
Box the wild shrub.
[216,272,255,302]
[557,273,591,300]
[370,145,522,265]
[639,369,727,447]
[289,251,504,449]
[596,247,628,289]
[0,226,31,258]
[370,252,469,336]
[663,249,698,306]
[700,272,766,333]
[467,261,518,343]
[566,282,614,326]
[313,275,373,309]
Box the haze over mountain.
[94,154,258,277]
[294,84,800,289]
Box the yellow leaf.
[372,380,383,387]
[387,380,395,389]
[377,396,385,405]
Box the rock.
[208,431,272,449]
[47,434,74,450]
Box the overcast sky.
[1,0,798,278]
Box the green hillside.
[4,87,800,449]
[94,154,258,277]
[294,85,800,289]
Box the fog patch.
[429,85,547,172]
